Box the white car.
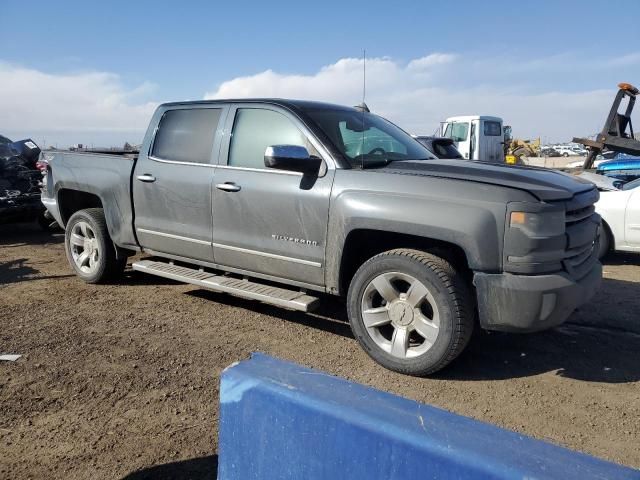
[595,177,640,257]
[554,146,581,157]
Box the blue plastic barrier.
[218,353,639,479]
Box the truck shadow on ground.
[0,257,75,285]
[120,454,217,480]
[0,222,63,247]
[444,276,640,384]
[120,268,185,286]
[602,251,640,266]
[189,276,639,384]
[187,289,353,339]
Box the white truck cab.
[441,115,505,163]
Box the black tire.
[598,222,611,260]
[64,208,126,283]
[563,152,569,157]
[347,249,475,376]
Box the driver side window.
[338,122,407,157]
[228,108,317,169]
[449,123,469,142]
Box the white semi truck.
[440,115,505,163]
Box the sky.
[1,0,639,147]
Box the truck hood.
[378,159,594,201]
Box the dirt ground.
[1,223,639,479]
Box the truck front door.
[133,106,227,262]
[444,122,471,159]
[211,105,334,287]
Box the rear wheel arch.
[57,189,104,226]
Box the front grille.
[562,189,600,279]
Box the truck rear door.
[210,104,334,287]
[133,105,228,261]
[480,119,504,162]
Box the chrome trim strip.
[148,155,216,168]
[136,228,212,245]
[212,242,322,267]
[215,165,303,176]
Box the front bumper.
[473,262,602,333]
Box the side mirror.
[264,145,322,175]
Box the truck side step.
[132,260,320,312]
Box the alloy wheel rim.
[69,221,101,274]
[361,271,440,359]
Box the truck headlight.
[509,210,565,237]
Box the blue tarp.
[218,353,639,480]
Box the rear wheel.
[347,249,474,376]
[64,208,126,283]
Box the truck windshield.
[302,107,435,167]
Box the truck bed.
[43,151,138,248]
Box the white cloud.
[205,53,632,142]
[2,52,636,147]
[407,53,458,71]
[0,62,157,146]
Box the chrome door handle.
[137,174,156,183]
[216,182,241,192]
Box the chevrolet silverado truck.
[42,99,602,375]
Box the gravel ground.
[1,222,639,479]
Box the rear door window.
[152,108,222,164]
[483,121,502,136]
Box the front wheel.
[64,208,126,283]
[598,223,611,259]
[347,249,475,376]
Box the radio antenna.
[362,49,366,106]
[360,49,366,169]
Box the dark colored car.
[0,136,49,227]
[541,148,561,157]
[415,136,463,159]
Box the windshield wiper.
[359,157,392,168]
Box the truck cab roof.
[160,98,358,113]
[444,115,503,123]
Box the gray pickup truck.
[42,99,602,375]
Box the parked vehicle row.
[42,99,602,376]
